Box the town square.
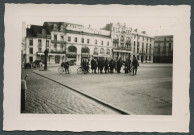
[21,21,173,115]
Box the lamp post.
[44,29,48,70]
[136,33,139,60]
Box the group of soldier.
[89,56,139,75]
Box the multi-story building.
[131,29,154,63]
[153,35,173,63]
[102,23,154,63]
[102,23,132,61]
[25,25,51,64]
[24,22,112,65]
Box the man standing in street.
[117,58,122,73]
[100,58,104,73]
[104,58,109,73]
[109,58,114,73]
[91,57,95,73]
[97,58,100,73]
[132,56,139,75]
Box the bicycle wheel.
[58,67,63,74]
[77,67,82,74]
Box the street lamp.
[136,33,139,60]
[43,29,49,70]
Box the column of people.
[90,56,139,75]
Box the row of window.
[29,39,49,46]
[133,48,152,54]
[157,43,172,48]
[134,42,152,48]
[136,56,152,61]
[67,36,110,46]
[53,35,110,46]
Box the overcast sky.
[24,5,177,37]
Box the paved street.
[22,70,120,114]
[22,63,172,115]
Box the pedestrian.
[100,58,104,73]
[85,59,89,73]
[97,58,100,73]
[117,58,122,73]
[94,59,97,74]
[104,58,109,73]
[109,58,114,73]
[64,61,70,74]
[132,56,139,75]
[128,57,131,73]
[91,57,95,73]
[124,60,129,74]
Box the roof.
[154,35,173,38]
[43,22,84,30]
[26,25,50,37]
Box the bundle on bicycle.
[58,62,70,74]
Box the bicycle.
[58,66,71,74]
[77,66,90,74]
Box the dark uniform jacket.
[132,59,139,68]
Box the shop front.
[81,47,90,62]
[66,45,77,64]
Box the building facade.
[103,23,154,63]
[153,35,173,63]
[131,29,154,63]
[103,23,132,61]
[25,25,51,64]
[24,22,112,65]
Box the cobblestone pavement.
[33,63,172,115]
[22,70,120,114]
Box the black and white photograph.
[4,4,190,132]
[21,21,173,115]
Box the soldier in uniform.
[91,57,96,73]
[99,58,104,73]
[104,58,109,73]
[132,56,139,75]
[97,58,100,73]
[109,58,114,73]
[117,58,122,73]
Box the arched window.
[81,47,90,53]
[68,46,77,53]
[100,48,105,54]
[93,47,98,55]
